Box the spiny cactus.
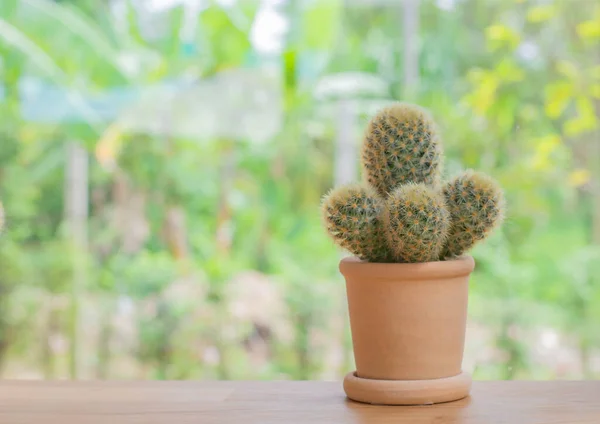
[361,103,443,197]
[321,102,505,264]
[441,170,505,259]
[384,183,450,263]
[321,184,391,262]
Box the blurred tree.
[0,0,598,381]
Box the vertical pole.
[402,0,420,97]
[334,100,358,186]
[65,142,88,379]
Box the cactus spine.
[361,103,443,197]
[321,184,391,262]
[442,170,505,259]
[384,183,450,263]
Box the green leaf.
[530,135,560,171]
[576,95,597,120]
[0,0,18,17]
[0,18,65,82]
[576,20,600,42]
[163,5,186,56]
[22,0,129,79]
[544,81,573,118]
[526,5,556,23]
[0,18,105,133]
[283,48,297,95]
[495,58,525,82]
[302,0,342,51]
[485,24,520,51]
[563,96,598,136]
[556,60,579,79]
[467,76,499,114]
[199,5,252,71]
[568,169,591,187]
[124,0,146,45]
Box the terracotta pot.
[340,255,475,405]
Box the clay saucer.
[343,371,472,405]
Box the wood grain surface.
[0,380,598,423]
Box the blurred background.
[0,0,599,381]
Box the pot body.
[340,256,475,381]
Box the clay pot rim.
[339,255,475,281]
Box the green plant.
[384,183,450,263]
[321,184,391,262]
[442,170,505,258]
[322,102,505,263]
[361,103,443,197]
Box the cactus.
[321,184,392,262]
[441,170,505,259]
[361,103,443,197]
[383,183,450,263]
[321,102,505,264]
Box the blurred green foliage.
[0,0,599,380]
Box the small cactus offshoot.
[321,102,505,263]
[361,103,442,197]
[441,170,505,259]
[384,183,450,263]
[321,184,391,262]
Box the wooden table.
[0,380,599,423]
